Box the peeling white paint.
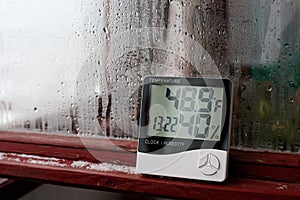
[26,158,67,167]
[277,184,288,190]
[0,151,137,174]
[71,160,89,168]
[13,153,62,161]
[71,160,137,174]
[7,157,21,162]
[0,152,67,167]
[0,152,4,159]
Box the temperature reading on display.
[148,85,224,141]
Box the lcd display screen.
[147,85,224,141]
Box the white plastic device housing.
[136,149,229,182]
[136,76,233,182]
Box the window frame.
[0,130,299,199]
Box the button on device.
[198,153,220,176]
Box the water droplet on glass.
[103,27,108,33]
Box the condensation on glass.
[228,0,300,152]
[0,0,299,153]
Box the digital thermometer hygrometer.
[136,76,233,182]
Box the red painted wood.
[0,178,10,187]
[229,148,300,182]
[0,131,300,182]
[0,140,136,166]
[0,130,300,199]
[0,152,299,200]
[0,131,137,152]
[229,162,300,183]
[230,148,300,167]
[0,131,137,166]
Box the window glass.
[0,0,299,153]
[228,0,300,152]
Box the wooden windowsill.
[0,130,299,199]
